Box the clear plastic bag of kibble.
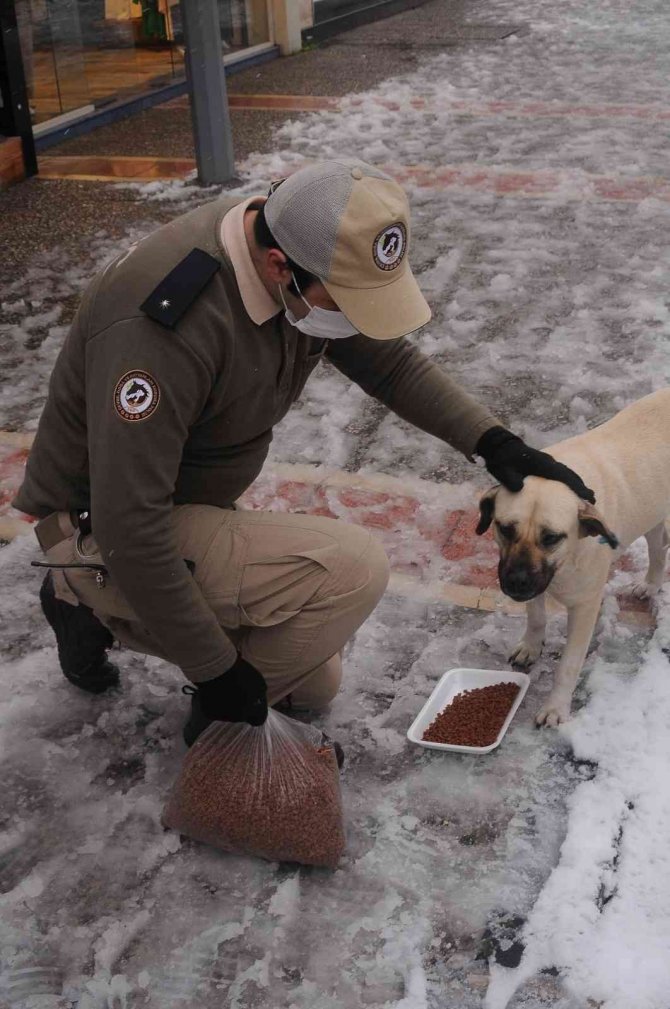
[162,711,345,868]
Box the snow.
[486,594,670,1009]
[2,0,670,1003]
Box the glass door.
[15,0,275,130]
[16,0,90,125]
[15,1,59,124]
[45,0,90,116]
[219,0,271,55]
[313,0,372,24]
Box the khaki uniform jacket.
[14,195,498,680]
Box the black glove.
[197,655,268,726]
[476,426,596,503]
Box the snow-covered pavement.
[2,0,670,1005]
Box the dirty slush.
[422,683,521,747]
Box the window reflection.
[14,0,270,127]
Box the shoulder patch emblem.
[114,371,160,422]
[373,222,407,272]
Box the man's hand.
[476,426,596,503]
[197,655,268,726]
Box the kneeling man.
[14,159,592,746]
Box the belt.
[32,511,196,583]
[34,510,90,552]
[32,510,108,586]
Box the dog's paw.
[509,639,543,669]
[631,580,662,601]
[535,697,571,728]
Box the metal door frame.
[0,0,37,177]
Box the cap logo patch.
[373,222,407,272]
[114,371,160,422]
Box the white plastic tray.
[407,667,530,755]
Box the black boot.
[181,686,344,767]
[39,571,120,694]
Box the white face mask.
[279,274,358,340]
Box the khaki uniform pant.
[42,505,390,709]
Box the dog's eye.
[541,531,566,548]
[496,523,516,541]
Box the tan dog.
[476,389,670,726]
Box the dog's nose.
[503,568,536,598]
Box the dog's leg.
[536,593,603,728]
[632,521,669,599]
[509,594,546,668]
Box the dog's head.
[476,478,619,602]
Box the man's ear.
[476,486,499,535]
[577,501,619,550]
[264,248,292,286]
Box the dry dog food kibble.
[422,682,520,747]
[162,712,345,868]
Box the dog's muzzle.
[499,559,555,601]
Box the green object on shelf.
[132,0,168,41]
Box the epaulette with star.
[140,248,221,329]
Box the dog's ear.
[577,501,619,550]
[476,487,499,535]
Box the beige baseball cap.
[264,159,431,340]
